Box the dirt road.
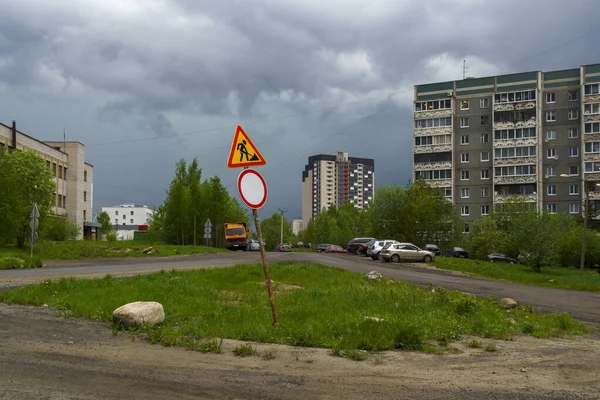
[1,303,599,399]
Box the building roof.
[0,121,68,155]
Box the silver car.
[368,239,399,260]
[380,243,435,263]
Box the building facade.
[302,152,375,228]
[291,218,303,236]
[413,64,600,232]
[0,121,95,239]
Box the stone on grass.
[363,316,384,322]
[140,247,154,254]
[365,271,383,281]
[112,301,165,327]
[500,298,518,309]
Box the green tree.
[0,150,55,247]
[468,217,507,260]
[97,211,113,236]
[260,213,292,248]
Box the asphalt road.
[2,251,600,323]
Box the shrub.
[485,344,497,352]
[106,231,118,243]
[39,216,80,241]
[0,256,43,269]
[468,339,482,348]
[393,326,424,351]
[233,343,257,357]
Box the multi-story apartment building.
[413,63,600,232]
[0,120,95,239]
[291,218,303,236]
[301,152,374,228]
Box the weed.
[521,322,535,334]
[485,344,497,352]
[372,356,385,365]
[393,326,423,351]
[556,314,575,331]
[344,349,368,361]
[233,343,257,357]
[468,339,482,348]
[262,349,276,360]
[196,338,224,354]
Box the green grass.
[0,256,43,270]
[233,343,257,357]
[433,257,600,292]
[0,263,589,354]
[0,240,227,261]
[485,344,497,352]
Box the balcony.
[494,175,537,185]
[414,109,452,120]
[414,126,452,136]
[493,156,537,166]
[494,193,537,203]
[414,144,452,153]
[414,161,452,171]
[423,179,452,188]
[584,94,600,103]
[493,138,537,148]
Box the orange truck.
[224,222,248,251]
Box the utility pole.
[462,59,468,80]
[278,208,286,244]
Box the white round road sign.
[237,169,268,209]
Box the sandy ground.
[1,303,599,399]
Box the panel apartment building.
[0,120,96,239]
[413,63,600,232]
[301,152,374,228]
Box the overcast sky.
[2,0,600,222]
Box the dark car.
[443,247,469,258]
[274,243,291,252]
[358,239,377,256]
[346,237,376,254]
[486,253,516,263]
[316,243,331,253]
[423,244,440,256]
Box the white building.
[0,120,95,239]
[291,218,303,236]
[101,204,154,240]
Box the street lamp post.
[278,208,286,244]
[561,174,587,276]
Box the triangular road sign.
[227,125,267,168]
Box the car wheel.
[355,248,362,255]
[423,255,432,263]
[371,255,378,260]
[391,254,400,263]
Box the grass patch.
[0,241,227,261]
[468,339,482,348]
[233,343,257,357]
[0,256,43,269]
[261,349,276,360]
[433,257,600,292]
[0,263,589,355]
[485,344,497,352]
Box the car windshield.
[383,243,392,249]
[226,228,245,236]
[455,247,466,252]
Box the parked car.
[325,245,348,254]
[247,239,260,251]
[380,243,435,263]
[423,244,440,256]
[368,240,399,260]
[358,239,377,256]
[486,253,516,263]
[316,243,331,253]
[274,243,292,252]
[443,247,469,258]
[346,237,376,254]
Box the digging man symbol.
[237,140,259,162]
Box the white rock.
[363,316,384,322]
[500,298,518,309]
[112,301,165,327]
[365,271,383,281]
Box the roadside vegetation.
[433,257,600,292]
[0,263,588,356]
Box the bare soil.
[1,303,599,399]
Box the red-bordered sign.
[227,125,267,168]
[237,169,268,209]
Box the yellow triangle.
[227,125,267,168]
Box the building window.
[569,128,579,138]
[84,171,88,182]
[415,99,452,111]
[83,191,87,201]
[52,163,57,176]
[461,188,470,198]
[480,98,489,108]
[546,111,556,122]
[62,196,66,208]
[461,206,470,216]
[585,122,600,133]
[130,219,134,224]
[585,84,600,95]
[481,205,490,216]
[494,90,536,103]
[547,203,557,214]
[547,185,557,195]
[568,90,578,101]
[460,117,469,128]
[546,93,556,103]
[585,103,600,115]
[461,170,470,180]
[115,219,118,224]
[480,152,490,162]
[569,165,579,175]
[115,211,118,216]
[481,187,490,197]
[569,184,579,195]
[130,210,134,216]
[461,100,469,110]
[463,223,470,234]
[481,116,489,125]
[83,210,87,220]
[568,109,579,120]
[546,166,556,177]
[570,203,580,214]
[570,147,579,157]
[480,169,490,179]
[123,214,126,219]
[415,117,453,128]
[461,153,469,163]
[546,130,556,140]
[480,133,489,143]
[58,166,63,179]
[64,167,68,181]
[442,187,452,198]
[547,148,557,158]
[461,135,469,145]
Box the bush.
[0,256,43,269]
[106,231,117,243]
[233,343,257,357]
[39,216,80,241]
[393,326,424,351]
